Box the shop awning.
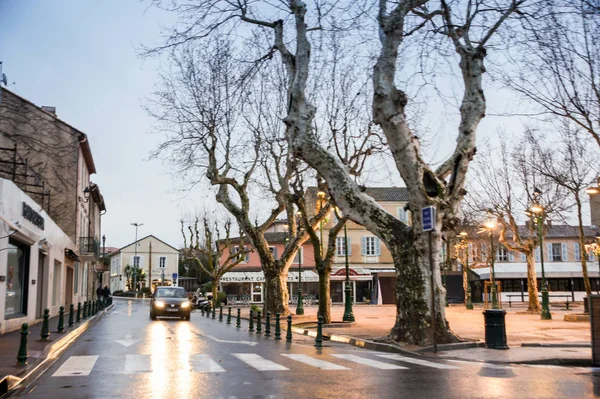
[331,267,373,281]
[221,271,319,283]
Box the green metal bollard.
[212,305,216,320]
[76,302,81,322]
[286,315,293,343]
[68,304,74,327]
[57,306,65,333]
[315,315,323,348]
[265,312,271,337]
[249,310,255,332]
[83,301,88,319]
[236,308,241,328]
[40,309,50,340]
[227,307,232,325]
[256,310,262,334]
[219,306,223,322]
[17,323,29,366]
[274,313,281,340]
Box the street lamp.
[483,217,499,310]
[585,232,600,289]
[131,222,143,295]
[337,207,355,322]
[528,199,551,320]
[455,231,473,310]
[317,191,326,257]
[295,211,304,316]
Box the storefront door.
[5,239,30,319]
[36,253,46,319]
[331,281,343,303]
[251,284,262,303]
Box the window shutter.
[508,251,514,262]
[561,243,567,261]
[272,247,278,260]
[375,237,381,256]
[245,247,250,262]
[574,243,581,261]
[495,248,500,262]
[347,237,352,256]
[520,252,526,262]
[361,237,367,256]
[547,243,553,261]
[535,247,540,261]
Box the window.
[233,246,250,263]
[269,247,278,260]
[293,248,303,264]
[550,243,562,261]
[5,239,30,319]
[497,246,508,262]
[133,256,140,268]
[535,247,540,261]
[362,236,380,256]
[397,207,408,224]
[74,262,79,293]
[83,263,88,296]
[574,243,581,261]
[159,257,166,268]
[336,237,351,256]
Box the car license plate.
[166,308,178,312]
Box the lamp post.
[529,200,551,320]
[336,208,355,322]
[585,232,600,293]
[131,222,143,295]
[456,231,473,310]
[484,218,499,310]
[295,211,304,315]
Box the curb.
[416,341,486,353]
[0,303,115,398]
[521,342,591,348]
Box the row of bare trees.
[146,0,600,345]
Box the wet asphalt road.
[16,298,600,399]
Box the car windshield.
[155,288,187,298]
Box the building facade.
[110,235,180,293]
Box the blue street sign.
[421,206,436,232]
[172,273,178,280]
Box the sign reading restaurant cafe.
[221,271,319,283]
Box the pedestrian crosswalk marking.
[52,356,98,377]
[446,360,512,370]
[282,354,350,370]
[125,354,152,374]
[192,354,226,372]
[232,353,289,371]
[331,354,407,370]
[377,354,459,370]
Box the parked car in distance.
[150,287,192,321]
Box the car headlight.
[155,300,165,308]
[181,302,190,308]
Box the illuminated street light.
[483,216,499,309]
[455,231,472,310]
[527,197,551,320]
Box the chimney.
[591,192,600,228]
[41,106,56,116]
[546,219,552,228]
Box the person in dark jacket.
[103,285,111,299]
[96,285,103,299]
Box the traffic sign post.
[422,206,437,353]
[172,273,178,287]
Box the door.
[251,283,262,303]
[65,267,74,309]
[36,253,46,319]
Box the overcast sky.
[0,1,592,249]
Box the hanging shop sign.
[22,202,45,230]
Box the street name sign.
[421,206,436,232]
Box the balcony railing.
[80,237,99,257]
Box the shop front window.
[5,239,30,319]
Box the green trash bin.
[483,309,509,350]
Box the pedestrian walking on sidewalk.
[103,286,111,299]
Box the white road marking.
[115,334,138,347]
[331,354,407,370]
[125,354,152,374]
[377,354,460,370]
[282,354,350,370]
[207,335,258,346]
[52,356,98,377]
[192,354,226,372]
[233,353,289,371]
[446,359,512,369]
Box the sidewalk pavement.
[0,303,114,396]
[227,301,592,365]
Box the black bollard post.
[212,304,216,320]
[17,323,29,366]
[265,312,271,337]
[256,310,262,335]
[249,310,255,332]
[227,307,232,325]
[57,306,65,333]
[236,308,241,328]
[315,315,323,348]
[68,304,74,327]
[286,315,293,343]
[40,309,50,341]
[274,313,281,340]
[76,302,81,322]
[219,306,223,322]
[206,304,211,318]
[83,301,88,319]
[201,304,205,316]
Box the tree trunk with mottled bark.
[525,252,540,312]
